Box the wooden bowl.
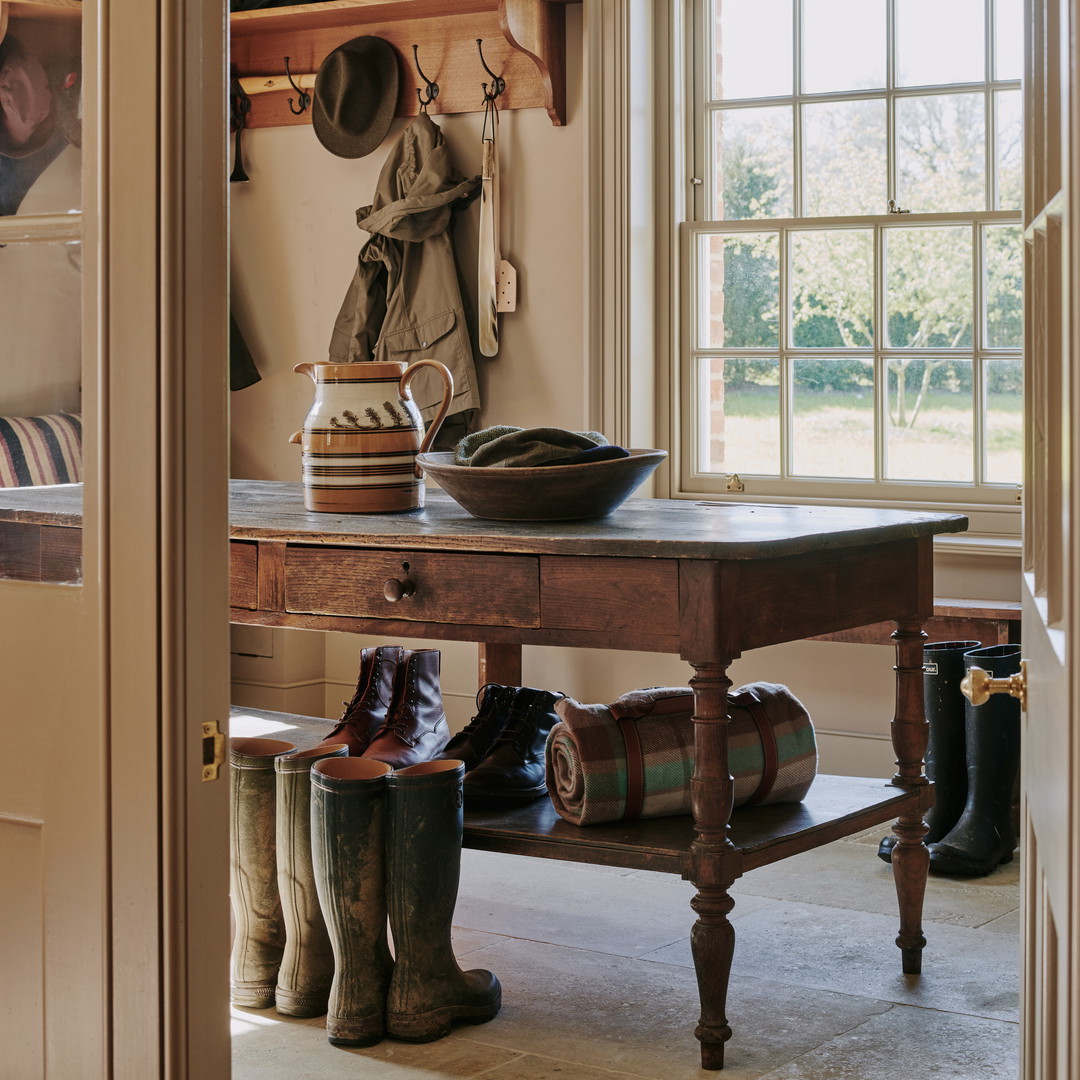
[416,449,668,521]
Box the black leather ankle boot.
[437,683,516,771]
[463,686,563,805]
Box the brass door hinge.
[202,720,226,781]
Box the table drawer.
[540,556,680,633]
[284,547,540,628]
[230,541,258,609]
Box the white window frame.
[664,0,1023,539]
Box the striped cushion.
[0,413,83,487]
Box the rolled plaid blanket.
[545,683,817,826]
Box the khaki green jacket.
[328,112,480,420]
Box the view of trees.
[706,84,1022,482]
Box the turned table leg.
[890,618,932,974]
[682,661,741,1070]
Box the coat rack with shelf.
[230,0,574,130]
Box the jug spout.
[293,362,318,381]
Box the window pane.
[699,233,780,348]
[802,0,886,93]
[714,106,793,219]
[985,224,1023,348]
[994,0,1024,81]
[792,358,875,477]
[713,0,792,100]
[896,0,985,86]
[985,357,1022,484]
[0,29,82,215]
[896,93,986,212]
[698,357,781,475]
[803,99,886,215]
[791,230,874,347]
[886,227,974,348]
[887,359,974,480]
[995,89,1022,209]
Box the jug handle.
[400,359,455,478]
[293,362,317,380]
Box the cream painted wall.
[227,5,1022,779]
[229,10,587,481]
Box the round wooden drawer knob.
[383,577,416,602]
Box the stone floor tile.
[231,1007,520,1080]
[449,936,892,1080]
[731,837,1021,927]
[644,901,1019,1022]
[458,849,704,957]
[755,1003,1019,1080]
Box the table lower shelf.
[229,705,922,878]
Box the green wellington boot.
[310,756,395,1046]
[229,736,297,1008]
[878,639,980,863]
[929,643,1023,877]
[385,760,501,1042]
[274,742,348,1017]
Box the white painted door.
[1020,1,1078,1077]
[0,0,230,1076]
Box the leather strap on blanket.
[731,688,779,807]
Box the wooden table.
[0,479,968,1069]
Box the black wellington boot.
[436,683,516,771]
[229,737,297,1008]
[310,756,395,1046]
[318,645,403,755]
[878,639,980,864]
[273,742,348,1017]
[928,644,1023,877]
[462,686,564,806]
[385,761,501,1042]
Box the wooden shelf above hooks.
[230,0,576,130]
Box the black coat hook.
[476,38,505,101]
[284,56,310,116]
[412,45,439,111]
[229,77,251,183]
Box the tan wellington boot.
[229,736,297,1008]
[362,649,450,768]
[310,756,396,1047]
[274,742,348,1017]
[384,760,501,1042]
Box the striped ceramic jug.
[290,359,453,513]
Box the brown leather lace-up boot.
[362,649,450,769]
[318,645,403,755]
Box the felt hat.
[312,36,399,159]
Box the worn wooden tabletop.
[0,479,968,558]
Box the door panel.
[1021,2,1077,1077]
[0,0,230,1076]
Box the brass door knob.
[383,577,416,603]
[960,660,1028,711]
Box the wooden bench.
[813,598,1022,647]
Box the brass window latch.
[725,473,745,493]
